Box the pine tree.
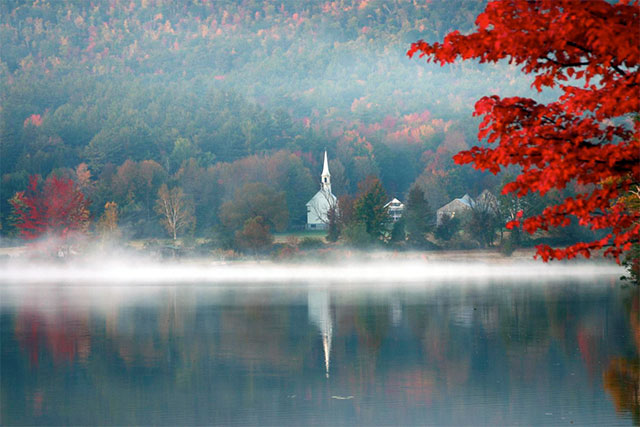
[354,179,388,240]
[405,186,433,247]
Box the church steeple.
[321,150,331,193]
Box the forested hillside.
[1,0,543,240]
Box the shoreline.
[0,243,619,265]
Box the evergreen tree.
[405,186,433,247]
[354,178,388,240]
[390,217,406,244]
[435,215,460,242]
[326,205,340,242]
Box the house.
[475,189,499,214]
[436,194,474,226]
[306,151,337,230]
[384,198,405,222]
[436,190,499,226]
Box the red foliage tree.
[10,175,90,240]
[408,0,640,263]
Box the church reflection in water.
[308,290,333,378]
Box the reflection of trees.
[4,285,639,425]
[603,288,640,425]
[353,303,389,352]
[603,358,639,425]
[218,302,307,370]
[420,307,471,389]
[14,307,91,367]
[629,288,640,354]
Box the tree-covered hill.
[1,0,541,239]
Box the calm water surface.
[1,266,638,425]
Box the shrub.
[342,222,375,248]
[299,237,324,250]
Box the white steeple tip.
[323,330,331,378]
[322,150,330,176]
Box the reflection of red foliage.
[14,310,91,367]
[385,371,434,404]
[10,175,90,240]
[576,327,603,378]
[409,0,640,263]
[15,313,43,367]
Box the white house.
[384,198,405,222]
[306,151,337,230]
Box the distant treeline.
[2,0,580,248]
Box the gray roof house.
[436,190,498,226]
[436,194,474,226]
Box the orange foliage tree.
[409,0,640,264]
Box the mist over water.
[0,249,635,426]
[0,254,624,287]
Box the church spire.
[321,150,331,193]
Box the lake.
[1,258,638,425]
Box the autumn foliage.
[10,175,90,240]
[409,0,640,262]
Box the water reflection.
[308,290,333,378]
[1,282,638,425]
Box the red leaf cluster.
[23,113,43,127]
[10,175,90,240]
[409,0,640,262]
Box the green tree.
[175,159,223,234]
[390,217,406,244]
[266,151,315,229]
[219,183,288,233]
[341,222,375,248]
[435,214,459,242]
[169,138,201,173]
[326,204,340,243]
[466,205,499,248]
[354,178,388,240]
[110,159,168,232]
[405,186,433,247]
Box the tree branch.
[544,55,589,68]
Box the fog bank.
[0,255,623,287]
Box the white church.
[306,151,337,230]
